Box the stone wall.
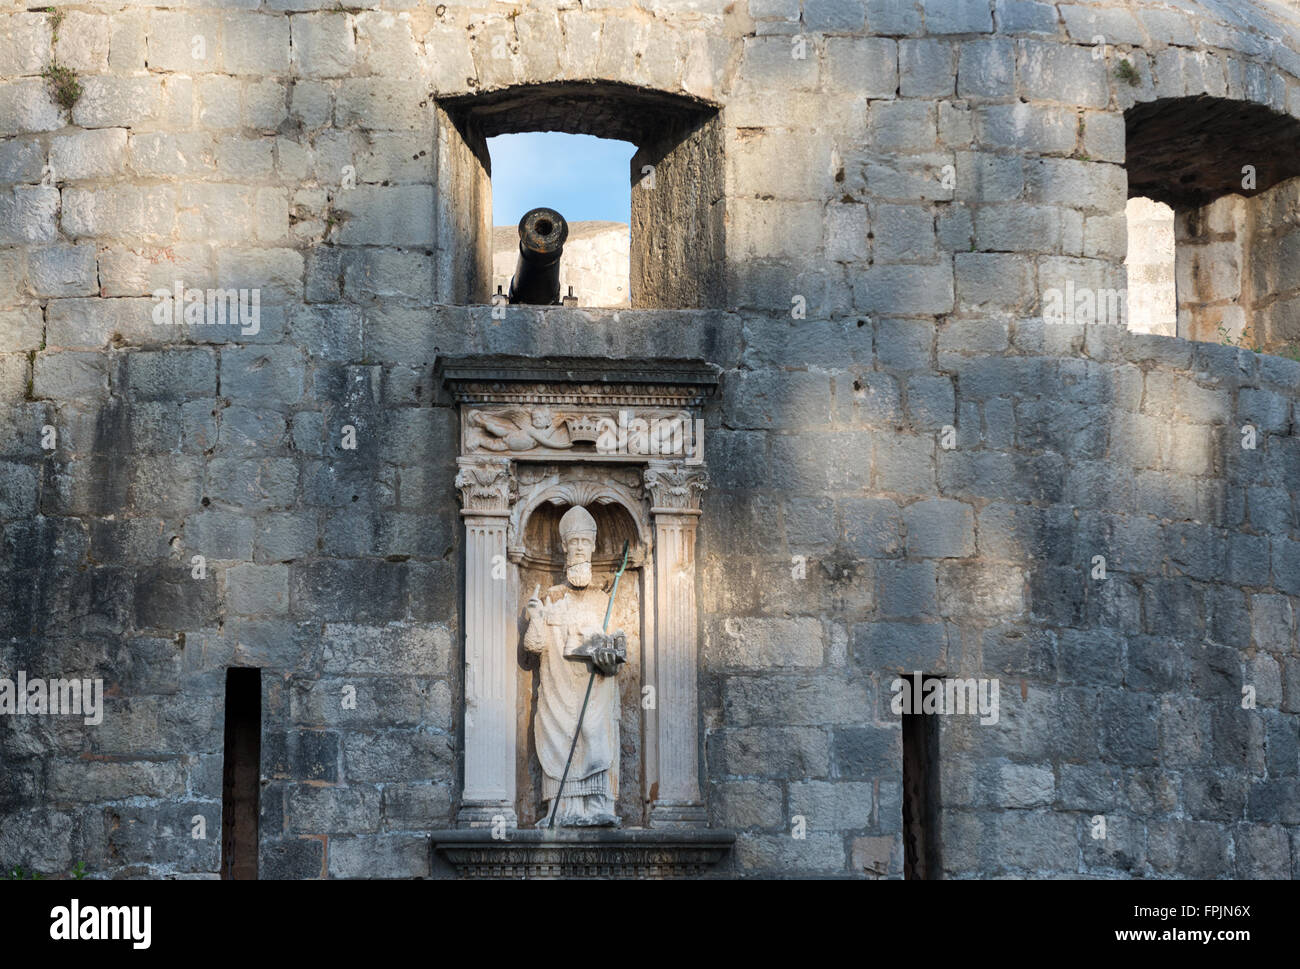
[1248,176,1300,350]
[1175,193,1250,345]
[3,0,1300,879]
[1174,176,1300,349]
[696,315,1300,878]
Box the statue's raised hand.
[526,595,544,624]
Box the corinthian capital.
[643,461,708,512]
[456,458,514,515]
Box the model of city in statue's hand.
[523,505,626,828]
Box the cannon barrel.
[508,207,569,305]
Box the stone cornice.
[436,355,720,408]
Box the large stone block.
[1018,40,1109,108]
[733,832,846,872]
[704,616,825,669]
[0,185,59,244]
[334,185,435,247]
[318,621,448,675]
[62,186,177,241]
[328,834,430,878]
[50,129,128,181]
[31,351,107,400]
[722,672,872,726]
[789,780,874,829]
[716,726,832,778]
[904,497,975,557]
[975,103,1077,154]
[712,779,784,829]
[832,725,901,779]
[289,12,357,77]
[873,432,936,493]
[900,39,955,97]
[341,728,452,784]
[854,261,954,316]
[0,80,63,134]
[958,37,1015,98]
[824,36,898,97]
[721,369,831,429]
[872,203,937,263]
[220,346,305,405]
[853,620,947,670]
[225,563,290,615]
[870,99,937,152]
[286,785,380,834]
[222,13,291,75]
[27,245,96,300]
[125,348,217,400]
[48,759,185,802]
[206,457,298,512]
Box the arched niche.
[512,496,648,827]
[508,465,651,571]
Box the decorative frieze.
[431,829,734,879]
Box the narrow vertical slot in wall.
[221,667,261,880]
[901,675,941,881]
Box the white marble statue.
[523,505,627,827]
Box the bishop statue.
[523,505,627,827]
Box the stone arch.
[1124,96,1300,209]
[508,464,652,570]
[439,79,717,144]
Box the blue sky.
[488,132,636,227]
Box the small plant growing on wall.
[1115,59,1140,86]
[1217,323,1300,362]
[4,861,90,880]
[41,7,82,121]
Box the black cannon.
[508,207,569,305]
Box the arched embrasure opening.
[435,82,724,309]
[1124,96,1300,351]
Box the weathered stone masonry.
[2,0,1300,878]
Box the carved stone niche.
[430,356,732,878]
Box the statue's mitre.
[558,505,597,542]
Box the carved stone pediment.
[461,403,700,462]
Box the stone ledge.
[436,353,722,391]
[429,828,735,879]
